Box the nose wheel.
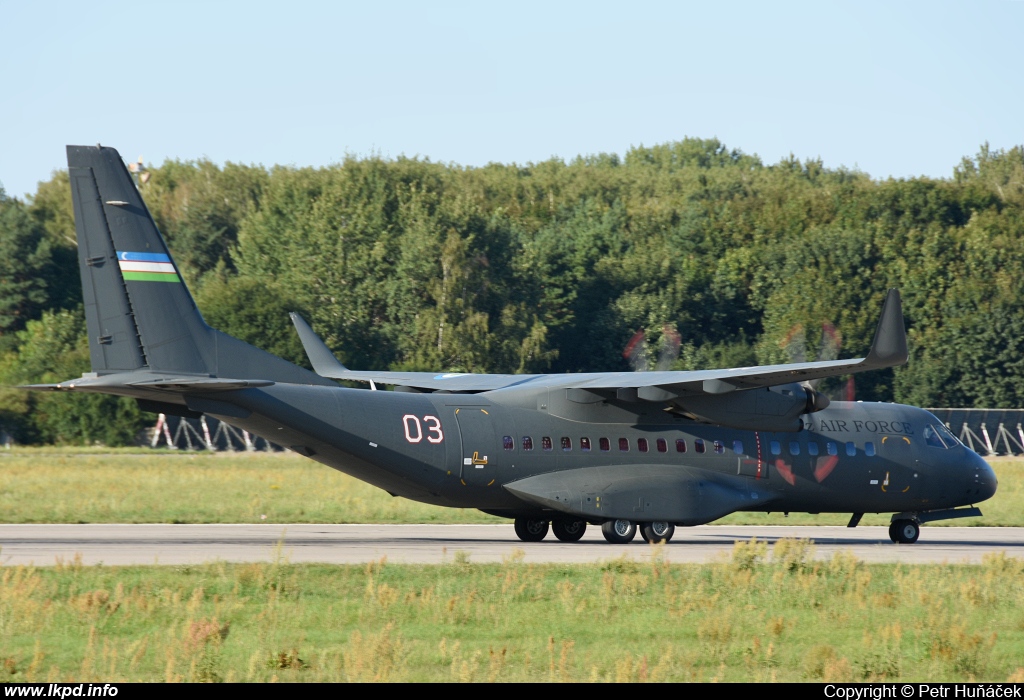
[889,519,920,544]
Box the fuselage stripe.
[121,271,181,283]
[118,261,176,274]
[116,251,172,263]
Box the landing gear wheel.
[640,521,675,544]
[514,518,549,542]
[601,519,637,544]
[552,519,587,542]
[889,519,920,544]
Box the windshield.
[936,422,962,448]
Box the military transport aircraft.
[27,145,998,545]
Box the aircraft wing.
[291,289,908,397]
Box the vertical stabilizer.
[67,145,333,386]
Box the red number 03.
[403,415,444,444]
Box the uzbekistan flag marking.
[116,251,180,282]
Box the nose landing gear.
[889,518,920,544]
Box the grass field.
[1,542,1023,682]
[0,448,1019,526]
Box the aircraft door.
[878,434,923,496]
[454,407,501,486]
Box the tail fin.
[67,145,332,385]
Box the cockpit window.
[923,425,947,449]
[936,423,961,448]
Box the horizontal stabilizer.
[126,377,275,391]
[21,373,274,393]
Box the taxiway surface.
[1,524,1022,566]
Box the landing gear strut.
[514,518,549,542]
[889,519,920,544]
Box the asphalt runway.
[2,524,1023,566]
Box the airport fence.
[144,409,1024,456]
[147,414,279,452]
[926,408,1024,456]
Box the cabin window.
[581,437,592,452]
[695,439,706,454]
[599,437,610,452]
[865,441,876,457]
[656,438,667,453]
[542,437,552,451]
[503,436,514,451]
[846,441,856,456]
[807,442,819,456]
[713,440,724,454]
[923,425,946,449]
[676,439,687,453]
[561,437,572,451]
[619,438,630,452]
[522,436,534,451]
[770,441,781,456]
[827,442,838,456]
[638,438,649,453]
[733,440,744,454]
[789,441,800,456]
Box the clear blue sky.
[1,1,1021,199]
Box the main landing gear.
[601,519,637,544]
[889,518,920,544]
[600,519,676,544]
[513,518,676,544]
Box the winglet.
[289,313,349,376]
[863,288,908,368]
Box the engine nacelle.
[674,382,829,432]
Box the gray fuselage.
[205,383,997,524]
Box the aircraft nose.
[968,451,997,503]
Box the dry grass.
[0,448,1020,526]
[1,542,1023,682]
[0,449,501,524]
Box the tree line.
[1,138,1022,445]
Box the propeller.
[623,324,682,372]
[784,321,855,401]
[623,330,648,372]
[655,324,681,371]
[127,156,150,184]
